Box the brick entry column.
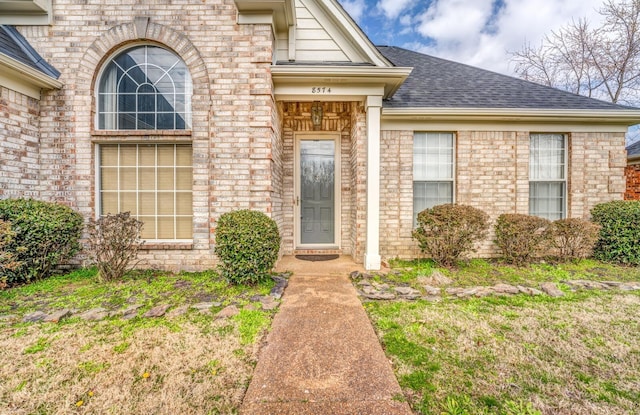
[365,96,382,270]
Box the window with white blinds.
[413,132,455,223]
[529,133,567,220]
[98,143,193,240]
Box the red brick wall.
[625,165,640,200]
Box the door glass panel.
[300,140,335,244]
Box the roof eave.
[382,107,640,125]
[0,52,63,90]
[271,65,412,99]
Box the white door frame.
[294,132,341,249]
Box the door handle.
[296,196,299,206]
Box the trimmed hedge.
[412,204,489,267]
[549,218,600,261]
[591,200,640,265]
[494,214,550,265]
[214,210,280,285]
[0,199,83,285]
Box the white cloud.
[406,0,606,74]
[377,0,414,20]
[340,0,367,22]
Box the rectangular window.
[413,132,455,222]
[98,143,193,241]
[529,133,566,220]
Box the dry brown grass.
[369,292,640,414]
[0,315,261,414]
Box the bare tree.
[512,0,640,107]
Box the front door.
[298,139,336,245]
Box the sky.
[337,0,607,76]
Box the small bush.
[0,199,83,285]
[0,220,20,288]
[412,204,489,267]
[591,200,640,264]
[549,218,600,261]
[215,210,280,285]
[86,212,144,282]
[494,214,551,265]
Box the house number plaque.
[311,87,332,93]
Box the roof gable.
[378,46,633,111]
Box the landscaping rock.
[371,282,390,291]
[619,283,640,291]
[423,285,441,296]
[419,271,452,286]
[361,285,378,295]
[349,271,362,280]
[422,295,442,302]
[357,280,372,287]
[361,292,396,300]
[166,305,189,318]
[601,281,623,287]
[260,296,280,310]
[394,286,421,300]
[120,304,142,320]
[216,305,239,318]
[44,309,72,323]
[270,275,288,299]
[540,282,565,297]
[564,280,609,290]
[517,286,544,296]
[22,311,47,323]
[472,287,495,298]
[78,308,109,321]
[493,283,520,295]
[191,302,215,312]
[143,305,170,318]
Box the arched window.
[97,45,192,130]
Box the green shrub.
[86,212,144,282]
[0,219,20,288]
[591,200,640,264]
[412,204,489,267]
[494,214,551,265]
[214,210,280,284]
[0,199,83,285]
[549,218,600,261]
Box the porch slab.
[240,259,411,415]
[274,254,369,275]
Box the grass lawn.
[365,259,640,415]
[0,268,276,415]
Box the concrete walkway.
[240,256,413,415]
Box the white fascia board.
[0,53,63,95]
[271,65,412,99]
[234,0,296,32]
[0,0,51,24]
[382,107,640,125]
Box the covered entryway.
[296,136,339,247]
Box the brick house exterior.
[625,141,640,200]
[1,0,639,271]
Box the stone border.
[1,273,290,325]
[350,271,640,301]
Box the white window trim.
[529,133,568,220]
[95,143,193,243]
[412,132,456,224]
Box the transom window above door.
[97,45,192,130]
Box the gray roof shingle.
[0,25,59,79]
[377,45,632,110]
[628,140,640,157]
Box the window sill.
[140,242,193,250]
[92,130,192,137]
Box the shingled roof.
[0,25,59,79]
[628,140,640,157]
[377,45,631,111]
